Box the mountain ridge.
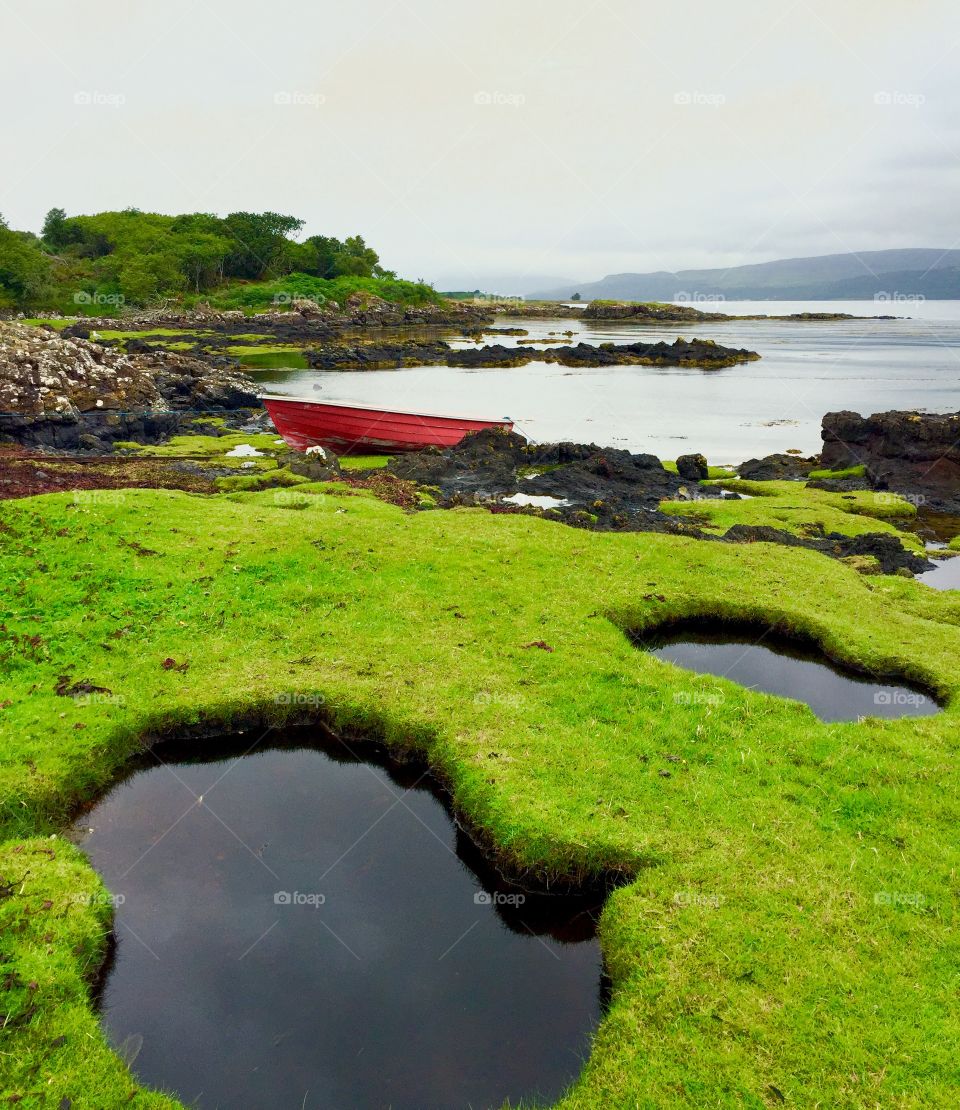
[527,249,960,301]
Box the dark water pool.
[74,731,605,1110]
[635,625,941,722]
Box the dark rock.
[821,410,960,512]
[389,426,718,520]
[722,524,930,575]
[676,453,709,481]
[283,449,342,481]
[306,337,760,372]
[737,453,817,481]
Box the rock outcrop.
[821,410,960,511]
[306,337,760,372]
[0,321,260,449]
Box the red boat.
[261,394,514,454]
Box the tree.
[0,215,52,305]
[222,212,305,279]
[42,207,68,245]
[571,292,581,301]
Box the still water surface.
[75,733,604,1110]
[248,300,960,463]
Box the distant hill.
[529,249,960,301]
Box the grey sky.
[2,0,958,292]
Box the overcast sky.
[1,0,958,292]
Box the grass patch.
[808,465,868,480]
[339,455,391,471]
[664,480,923,548]
[1,487,958,1106]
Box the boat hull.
[262,396,513,454]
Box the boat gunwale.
[260,393,513,426]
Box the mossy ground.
[663,479,924,550]
[1,479,958,1108]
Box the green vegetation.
[808,464,867,480]
[1,477,959,1107]
[339,454,391,471]
[0,207,438,313]
[206,272,442,311]
[664,479,923,548]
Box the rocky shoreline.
[0,321,260,450]
[387,427,931,575]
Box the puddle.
[74,730,605,1110]
[503,492,571,509]
[917,555,960,591]
[633,624,941,722]
[225,443,263,457]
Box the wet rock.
[389,427,719,522]
[737,453,817,481]
[821,410,960,512]
[676,453,708,481]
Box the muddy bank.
[306,337,760,372]
[821,410,960,512]
[0,321,260,450]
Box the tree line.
[0,207,389,309]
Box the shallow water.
[917,557,960,591]
[74,732,604,1110]
[639,627,941,722]
[247,300,960,463]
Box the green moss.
[339,455,391,471]
[214,468,310,492]
[1,488,959,1106]
[808,465,867,480]
[665,480,923,550]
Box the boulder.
[821,410,960,511]
[676,453,708,481]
